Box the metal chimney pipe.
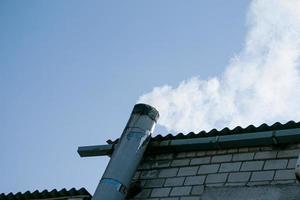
[92,103,159,200]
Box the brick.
[177,166,198,176]
[288,144,300,149]
[140,170,159,179]
[274,169,295,180]
[184,175,205,185]
[206,183,224,187]
[248,147,261,152]
[159,168,178,178]
[247,181,270,186]
[196,151,206,157]
[205,173,228,184]
[271,180,296,185]
[190,157,211,165]
[238,147,249,153]
[228,172,251,182]
[240,161,264,171]
[160,198,179,200]
[198,164,219,174]
[156,153,173,160]
[287,158,297,168]
[216,149,227,154]
[181,197,201,200]
[254,151,277,159]
[140,180,146,187]
[170,186,191,196]
[211,155,232,163]
[164,177,185,186]
[227,148,238,153]
[261,146,273,151]
[138,161,153,170]
[219,162,241,172]
[145,179,165,188]
[133,171,141,180]
[186,152,197,157]
[176,152,187,158]
[139,161,152,170]
[144,155,155,161]
[225,182,246,186]
[206,150,217,155]
[277,149,300,158]
[264,159,288,170]
[250,171,275,181]
[151,188,171,197]
[171,159,190,167]
[152,160,171,168]
[232,153,254,161]
[134,188,151,198]
[191,185,204,195]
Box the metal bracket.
[100,178,128,196]
[272,131,278,145]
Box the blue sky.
[1,0,249,194]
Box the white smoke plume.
[138,0,300,133]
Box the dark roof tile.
[107,121,300,144]
[0,188,91,200]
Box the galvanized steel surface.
[92,104,159,200]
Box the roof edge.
[78,127,300,156]
[0,188,91,200]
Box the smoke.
[138,0,300,133]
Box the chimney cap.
[132,103,159,122]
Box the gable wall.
[130,143,300,200]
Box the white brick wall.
[129,143,300,199]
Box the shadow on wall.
[201,185,300,200]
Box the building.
[0,188,91,200]
[2,121,300,200]
[124,121,300,200]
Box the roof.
[78,120,300,157]
[0,188,91,200]
[107,121,300,144]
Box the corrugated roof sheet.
[0,188,91,200]
[106,121,300,144]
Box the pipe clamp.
[100,178,128,196]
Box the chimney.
[92,103,159,200]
